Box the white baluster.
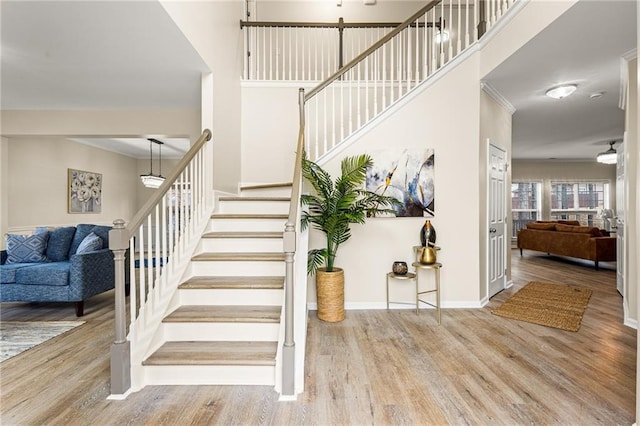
[322,90,327,158]
[457,0,462,55]
[415,18,420,84]
[390,34,395,102]
[382,42,387,110]
[357,62,362,128]
[448,0,453,62]
[129,237,136,325]
[373,46,378,116]
[465,0,470,49]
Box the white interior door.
[616,141,625,296]
[488,144,507,298]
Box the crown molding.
[480,81,516,115]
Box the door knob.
[489,228,496,233]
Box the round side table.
[386,272,417,312]
[411,261,443,324]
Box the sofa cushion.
[69,224,110,255]
[555,224,576,233]
[0,263,35,284]
[88,225,111,247]
[15,261,70,286]
[557,220,581,226]
[555,224,602,237]
[46,226,76,261]
[5,232,49,264]
[76,232,103,254]
[574,226,602,237]
[526,222,556,231]
[69,224,94,256]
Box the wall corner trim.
[481,81,516,115]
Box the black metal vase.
[420,221,437,247]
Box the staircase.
[139,183,292,386]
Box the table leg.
[436,266,441,324]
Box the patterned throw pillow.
[75,232,103,254]
[5,232,49,264]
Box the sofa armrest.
[589,237,617,262]
[69,248,115,300]
[1,250,6,265]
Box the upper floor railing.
[241,0,516,83]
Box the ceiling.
[483,0,636,161]
[1,0,209,158]
[1,1,637,161]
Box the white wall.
[1,109,200,138]
[161,1,244,194]
[0,137,8,249]
[0,108,202,238]
[302,53,483,308]
[625,57,638,324]
[479,89,513,300]
[241,83,314,183]
[479,0,578,76]
[6,137,138,231]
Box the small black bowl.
[392,261,408,275]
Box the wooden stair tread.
[180,276,284,289]
[240,182,292,191]
[218,196,290,202]
[211,213,288,219]
[202,231,283,239]
[164,305,281,323]
[192,252,285,262]
[143,341,277,366]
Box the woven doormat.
[491,281,592,332]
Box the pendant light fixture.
[435,17,449,44]
[140,138,165,188]
[596,141,617,164]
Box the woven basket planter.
[316,267,345,322]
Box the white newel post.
[109,219,131,396]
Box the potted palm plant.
[302,154,401,322]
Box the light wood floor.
[1,250,636,425]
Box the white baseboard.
[307,300,487,311]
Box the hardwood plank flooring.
[1,250,635,425]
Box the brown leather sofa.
[517,221,616,270]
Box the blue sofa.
[1,224,116,316]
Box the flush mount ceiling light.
[140,138,166,188]
[545,84,577,99]
[596,141,617,164]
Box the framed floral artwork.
[68,169,102,213]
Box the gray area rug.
[0,321,85,362]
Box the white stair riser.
[198,238,283,253]
[162,322,280,341]
[144,365,275,386]
[178,288,283,306]
[218,200,289,214]
[207,219,287,233]
[188,261,285,277]
[240,187,291,197]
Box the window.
[550,181,609,228]
[511,182,541,237]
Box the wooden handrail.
[305,0,441,100]
[240,19,440,29]
[125,129,212,235]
